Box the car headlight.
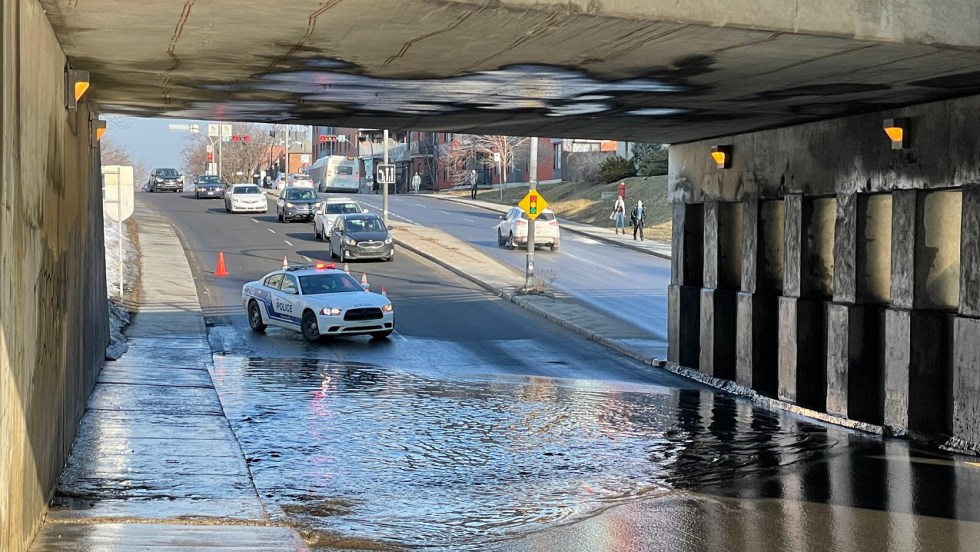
[286,202,295,208]
[319,307,342,316]
[381,304,393,313]
[344,237,356,246]
[384,237,393,245]
[156,177,164,182]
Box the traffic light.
[207,152,213,162]
[243,135,249,142]
[529,194,538,215]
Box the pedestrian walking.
[630,199,646,241]
[412,172,421,193]
[469,170,478,199]
[611,194,626,234]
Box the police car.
[242,262,393,342]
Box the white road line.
[563,251,626,276]
[284,240,293,246]
[268,228,276,234]
[252,219,260,223]
[303,256,313,262]
[413,202,426,207]
[462,218,475,223]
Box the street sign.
[377,164,396,185]
[519,190,548,220]
[206,144,213,153]
[102,165,134,221]
[208,124,219,137]
[493,152,501,163]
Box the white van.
[308,155,360,194]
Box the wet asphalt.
[117,190,980,551]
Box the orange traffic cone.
[361,273,369,288]
[215,252,229,277]
[282,256,289,270]
[343,262,350,274]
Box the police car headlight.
[344,237,356,246]
[384,237,393,245]
[381,304,393,313]
[319,307,342,316]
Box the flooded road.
[210,355,980,551]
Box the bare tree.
[180,122,277,183]
[100,136,148,184]
[440,134,529,186]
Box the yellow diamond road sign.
[519,190,548,220]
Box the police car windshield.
[299,273,364,294]
[285,189,318,200]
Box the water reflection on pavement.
[208,356,980,551]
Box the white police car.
[242,262,393,342]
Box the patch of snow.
[104,212,138,359]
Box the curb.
[433,195,672,260]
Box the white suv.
[312,197,367,241]
[495,207,560,251]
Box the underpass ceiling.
[41,0,980,143]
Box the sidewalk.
[29,205,305,551]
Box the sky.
[105,116,204,169]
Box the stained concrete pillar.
[736,198,780,396]
[699,202,739,379]
[953,184,980,444]
[827,192,885,422]
[884,190,957,434]
[669,203,703,368]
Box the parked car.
[312,197,367,241]
[329,213,394,262]
[496,207,560,251]
[147,168,184,192]
[277,187,322,223]
[224,184,268,213]
[193,175,225,199]
[242,263,394,342]
[286,173,315,188]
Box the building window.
[553,143,561,170]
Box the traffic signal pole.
[525,136,538,288]
[383,129,390,225]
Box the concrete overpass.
[3,0,980,549]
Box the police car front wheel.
[248,301,267,332]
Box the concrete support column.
[953,184,980,443]
[884,190,917,430]
[736,197,759,388]
[669,203,704,369]
[779,195,803,402]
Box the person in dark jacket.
[469,170,478,199]
[630,199,646,241]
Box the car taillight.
[516,220,527,225]
[549,220,558,225]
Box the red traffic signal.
[232,134,239,141]
[319,135,338,142]
[243,135,249,142]
[207,152,213,162]
[319,135,327,142]
[529,194,538,215]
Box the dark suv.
[148,168,184,192]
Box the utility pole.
[383,129,389,225]
[217,125,223,181]
[526,136,538,287]
[283,124,289,177]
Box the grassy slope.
[448,176,672,241]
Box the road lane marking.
[413,202,426,207]
[303,256,313,262]
[563,251,626,276]
[268,228,276,234]
[284,240,293,246]
[463,217,475,223]
[252,219,260,223]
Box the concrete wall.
[1,1,108,550]
[668,93,980,446]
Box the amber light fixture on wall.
[883,118,909,150]
[65,68,90,110]
[91,119,106,148]
[711,145,732,169]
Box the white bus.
[308,155,361,194]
